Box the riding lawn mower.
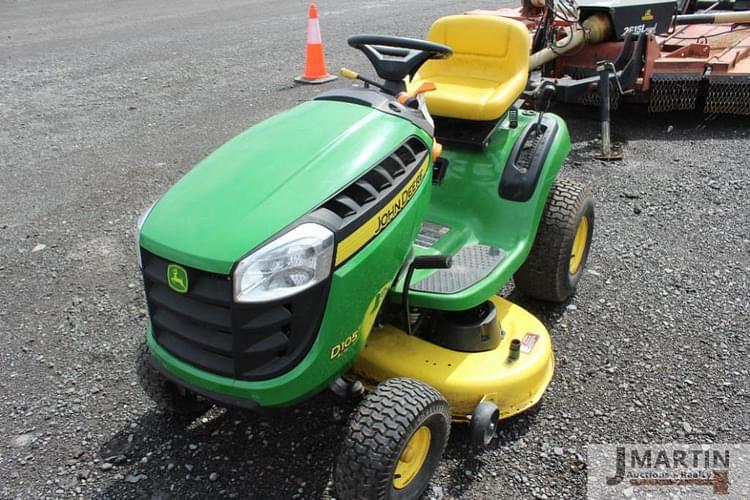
[134,14,594,500]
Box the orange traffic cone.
[295,3,337,84]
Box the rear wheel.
[514,179,594,302]
[334,377,451,500]
[135,340,212,417]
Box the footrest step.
[411,244,505,294]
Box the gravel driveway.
[1,1,749,499]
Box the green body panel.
[395,111,571,310]
[140,94,570,409]
[147,171,432,407]
[140,100,423,275]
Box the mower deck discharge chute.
[135,14,594,500]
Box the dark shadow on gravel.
[554,101,750,173]
[95,290,601,500]
[96,371,549,500]
[439,405,541,498]
[96,395,346,499]
[554,102,750,144]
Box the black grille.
[142,137,426,380]
[316,136,428,237]
[142,250,329,381]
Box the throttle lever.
[340,68,397,96]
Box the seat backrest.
[418,15,530,84]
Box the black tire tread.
[514,179,594,302]
[334,377,451,500]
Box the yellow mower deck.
[353,296,554,421]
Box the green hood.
[140,100,426,274]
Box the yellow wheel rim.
[569,215,589,275]
[393,426,431,489]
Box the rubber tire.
[514,179,594,302]
[334,377,451,500]
[135,340,212,417]
[470,401,500,448]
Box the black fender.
[498,115,559,202]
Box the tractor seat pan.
[410,15,530,122]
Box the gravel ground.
[1,1,749,499]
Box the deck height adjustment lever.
[402,255,452,336]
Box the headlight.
[233,223,334,303]
[135,200,158,269]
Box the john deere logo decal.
[167,264,188,293]
[641,9,654,21]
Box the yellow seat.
[411,15,530,121]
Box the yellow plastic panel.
[410,15,531,121]
[352,296,554,420]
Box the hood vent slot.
[353,181,378,203]
[328,195,360,218]
[316,136,429,231]
[380,157,406,178]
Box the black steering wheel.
[348,35,452,84]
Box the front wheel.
[514,179,594,302]
[334,377,451,500]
